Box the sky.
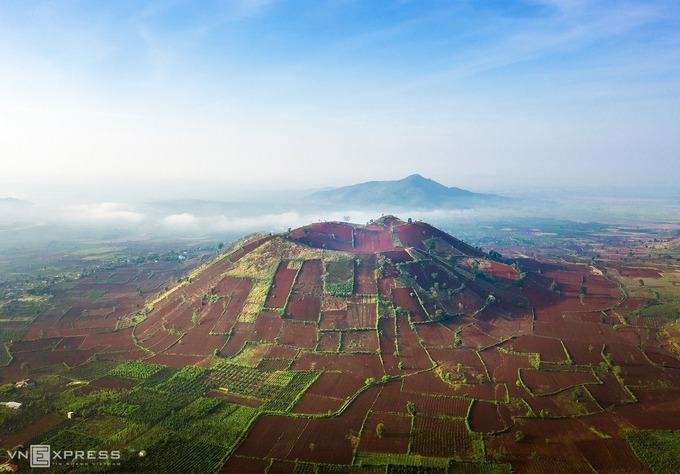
[1,0,679,200]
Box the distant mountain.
[0,197,33,207]
[307,174,506,209]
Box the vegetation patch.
[626,429,680,473]
[111,360,165,380]
[324,258,355,296]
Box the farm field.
[1,216,680,472]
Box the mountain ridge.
[307,174,506,209]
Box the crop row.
[111,360,165,380]
[106,438,227,474]
[67,358,120,380]
[625,429,680,473]
[117,388,188,423]
[411,415,480,460]
[205,362,318,412]
[154,366,209,397]
[160,397,221,431]
[262,371,320,412]
[206,362,270,395]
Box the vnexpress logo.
[30,445,51,468]
[7,444,122,468]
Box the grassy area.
[324,258,355,296]
[70,246,125,258]
[626,429,680,473]
[0,327,26,366]
[619,270,680,320]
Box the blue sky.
[1,0,679,194]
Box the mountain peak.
[403,173,427,181]
[307,175,504,209]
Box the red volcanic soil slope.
[4,216,680,473]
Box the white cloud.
[69,202,146,225]
[161,212,198,227]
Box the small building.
[14,379,36,389]
[67,411,75,419]
[1,402,22,409]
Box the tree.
[376,423,386,438]
[549,280,560,292]
[515,430,525,442]
[425,239,436,252]
[406,401,416,416]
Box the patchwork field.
[2,216,680,472]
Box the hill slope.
[3,215,675,473]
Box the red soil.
[503,335,569,363]
[411,415,474,458]
[235,386,380,464]
[11,338,62,352]
[575,438,648,473]
[587,372,636,409]
[290,393,345,414]
[144,353,206,367]
[429,348,487,376]
[265,261,298,308]
[414,323,455,348]
[615,388,680,429]
[357,411,411,454]
[303,371,365,400]
[285,260,322,322]
[292,353,384,381]
[618,267,662,278]
[346,303,376,328]
[265,344,299,360]
[392,287,428,323]
[459,324,499,350]
[469,399,510,433]
[521,368,600,396]
[279,321,317,349]
[5,347,94,374]
[354,254,378,294]
[251,311,284,342]
[353,228,395,253]
[317,331,339,352]
[0,413,64,449]
[394,314,433,371]
[560,339,604,366]
[380,249,412,264]
[319,310,349,330]
[341,330,379,353]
